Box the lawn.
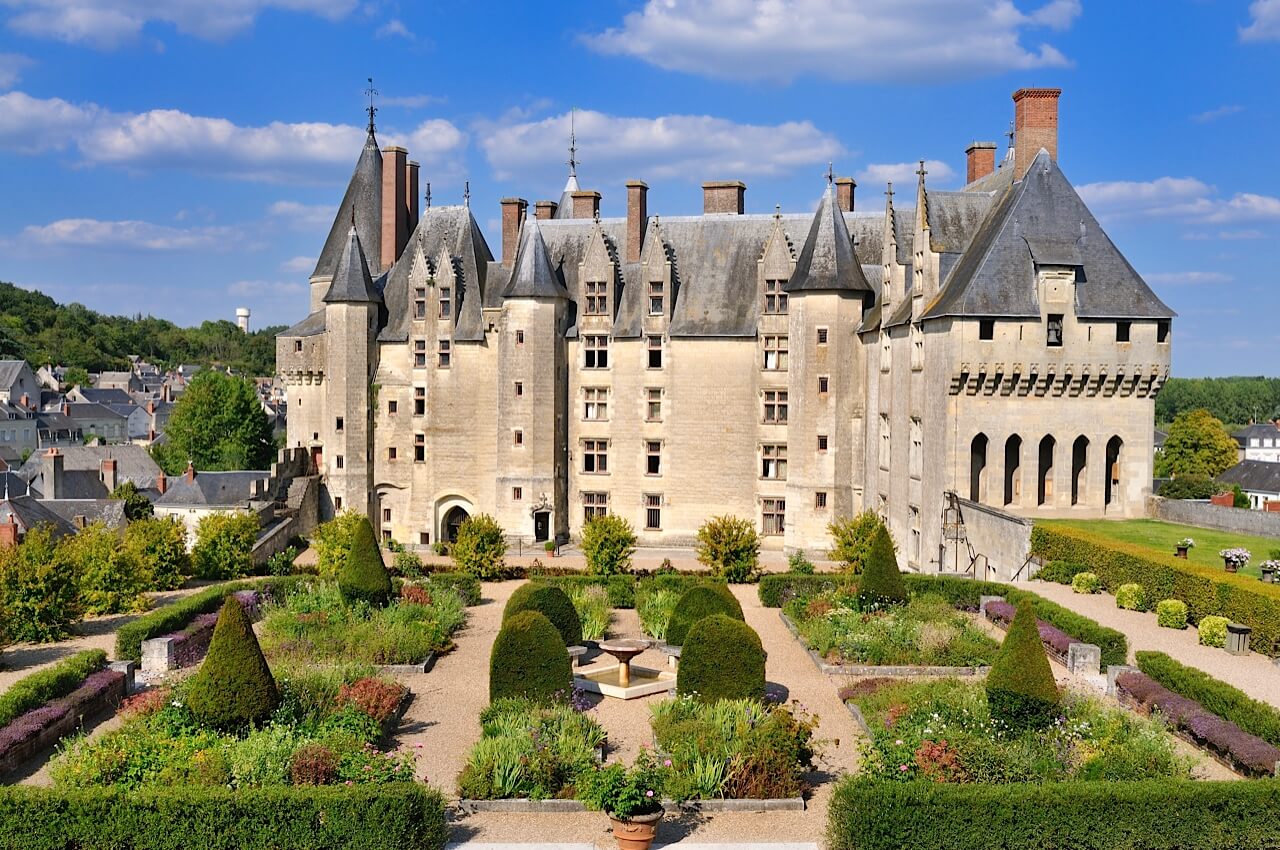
[1040,518,1280,579]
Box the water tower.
[235,307,250,333]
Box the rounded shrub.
[855,525,907,609]
[1198,615,1230,648]
[1071,571,1100,594]
[985,601,1059,731]
[338,517,393,607]
[677,614,765,702]
[580,514,637,576]
[666,584,744,646]
[1115,583,1146,611]
[503,583,583,647]
[1156,599,1189,630]
[187,596,280,731]
[695,515,760,583]
[489,610,573,703]
[827,510,889,574]
[453,514,508,579]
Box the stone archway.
[443,505,469,544]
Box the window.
[584,491,609,521]
[879,413,890,470]
[909,506,921,564]
[764,279,788,314]
[335,455,344,469]
[414,387,425,416]
[438,340,451,368]
[294,340,302,352]
[388,447,397,461]
[646,440,662,475]
[513,429,523,447]
[414,340,427,367]
[584,335,609,369]
[646,388,662,422]
[513,487,523,501]
[515,381,523,397]
[817,434,828,452]
[1046,314,1064,347]
[585,280,608,315]
[645,494,662,530]
[909,418,923,479]
[516,330,525,345]
[419,532,430,545]
[335,416,344,433]
[1116,321,1131,343]
[583,439,608,473]
[648,280,664,315]
[816,327,828,345]
[439,286,452,319]
[762,498,785,535]
[815,492,828,509]
[761,444,787,479]
[818,375,829,395]
[335,497,343,510]
[388,400,397,414]
[584,387,608,421]
[910,323,923,370]
[763,390,788,423]
[880,331,891,372]
[647,335,663,369]
[1157,320,1170,344]
[979,319,995,340]
[414,434,425,462]
[383,508,392,523]
[762,335,788,370]
[382,529,392,542]
[414,287,427,319]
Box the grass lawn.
[1041,518,1280,578]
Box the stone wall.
[1147,495,1280,540]
[942,495,1034,581]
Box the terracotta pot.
[609,809,663,850]
[1175,546,1189,559]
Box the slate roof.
[1217,461,1280,496]
[1154,428,1168,449]
[1234,423,1280,447]
[323,227,380,304]
[17,444,164,491]
[313,130,383,281]
[785,183,873,293]
[0,495,76,538]
[0,361,27,390]
[66,402,128,422]
[154,471,269,507]
[41,499,126,531]
[281,309,327,338]
[74,387,133,405]
[504,215,570,300]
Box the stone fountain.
[574,638,676,700]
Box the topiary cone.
[677,614,766,702]
[985,601,1059,730]
[339,517,393,607]
[503,583,583,646]
[186,596,279,731]
[855,525,907,609]
[489,610,573,703]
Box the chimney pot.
[702,181,746,215]
[1012,87,1061,181]
[626,180,648,263]
[570,190,601,220]
[500,198,528,267]
[534,200,558,220]
[381,145,409,271]
[834,177,856,212]
[965,141,999,184]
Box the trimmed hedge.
[489,610,573,703]
[665,585,744,646]
[1157,599,1189,629]
[856,525,907,608]
[677,614,766,702]
[338,519,393,607]
[758,573,850,607]
[1031,524,1280,655]
[0,784,448,850]
[985,602,1059,730]
[0,650,107,729]
[423,572,482,606]
[503,583,583,647]
[1135,650,1280,747]
[827,777,1280,850]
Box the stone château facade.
[277,87,1173,570]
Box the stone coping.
[378,653,437,675]
[0,671,126,777]
[456,797,804,814]
[779,612,991,678]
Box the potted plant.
[1260,560,1280,584]
[578,750,667,850]
[1219,548,1251,573]
[545,539,557,558]
[1175,537,1194,559]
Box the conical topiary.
[666,584,745,646]
[503,583,583,646]
[855,524,907,609]
[338,517,393,607]
[677,614,766,702]
[985,601,1059,730]
[489,610,573,703]
[187,596,279,731]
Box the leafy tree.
[110,480,154,521]
[695,515,760,583]
[312,510,367,579]
[152,370,274,474]
[123,516,190,590]
[59,522,149,615]
[828,511,889,573]
[985,602,1059,730]
[61,366,89,389]
[453,514,507,579]
[581,514,637,576]
[186,596,279,731]
[855,525,907,609]
[191,511,260,580]
[1231,484,1251,509]
[1156,376,1280,428]
[0,525,82,642]
[1156,475,1222,500]
[1156,409,1239,478]
[338,517,393,607]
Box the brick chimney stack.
[155,470,167,495]
[184,460,196,483]
[626,180,648,263]
[534,200,558,220]
[703,181,745,215]
[405,160,420,236]
[571,190,601,220]
[100,457,117,492]
[500,198,528,267]
[381,145,409,271]
[835,177,856,212]
[965,141,998,184]
[0,518,17,548]
[1013,88,1061,181]
[43,447,63,499]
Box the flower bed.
[0,669,126,777]
[1135,650,1280,745]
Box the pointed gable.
[504,215,568,299]
[313,131,383,280]
[323,227,380,304]
[785,184,872,293]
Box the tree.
[0,525,82,642]
[152,370,274,474]
[855,525,907,609]
[828,511,889,573]
[1156,475,1221,501]
[186,596,279,731]
[453,514,507,579]
[311,510,368,579]
[59,522,149,615]
[580,514,637,576]
[1156,408,1240,478]
[110,480,154,521]
[61,366,89,389]
[191,511,260,580]
[985,601,1059,730]
[695,515,760,583]
[338,517,393,607]
[123,516,190,590]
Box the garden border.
[0,671,126,778]
[456,796,805,814]
[378,653,437,676]
[778,611,992,678]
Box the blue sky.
[0,0,1276,376]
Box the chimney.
[0,518,17,548]
[161,383,171,403]
[965,141,998,184]
[626,180,648,264]
[18,393,29,410]
[62,401,69,416]
[571,190,601,220]
[155,470,167,495]
[534,200,558,220]
[73,515,86,530]
[405,160,420,236]
[101,457,118,492]
[835,177,856,212]
[500,197,528,267]
[1012,88,1061,181]
[184,460,196,483]
[381,145,409,271]
[146,400,155,415]
[703,181,745,215]
[43,447,63,499]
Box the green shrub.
[0,525,82,642]
[580,514,636,576]
[123,516,191,590]
[0,649,106,728]
[59,522,150,616]
[424,572,481,606]
[1035,560,1084,583]
[695,515,760,583]
[391,550,424,578]
[0,784,448,850]
[337,518,393,607]
[758,573,852,607]
[267,546,299,577]
[1156,599,1188,629]
[457,698,605,800]
[187,597,280,731]
[1070,571,1100,594]
[191,511,260,580]
[1115,583,1146,611]
[828,511,888,573]
[666,584,744,646]
[1157,475,1222,500]
[1136,650,1280,746]
[1197,615,1229,648]
[788,550,816,574]
[109,480,154,521]
[677,615,766,702]
[452,514,507,580]
[606,575,636,608]
[985,602,1058,731]
[311,510,367,580]
[503,583,582,646]
[856,525,906,609]
[488,610,572,703]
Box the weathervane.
[885,181,894,200]
[567,108,578,178]
[464,180,470,208]
[364,77,379,134]
[1005,120,1015,146]
[425,182,431,209]
[825,162,834,185]
[916,159,927,179]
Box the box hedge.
[1135,650,1280,747]
[338,519,393,607]
[534,575,636,608]
[1157,599,1189,629]
[665,585,744,646]
[985,602,1059,730]
[503,583,583,647]
[185,597,279,731]
[1198,615,1230,648]
[827,777,1280,850]
[489,610,573,703]
[0,783,447,850]
[677,614,765,702]
[1031,524,1280,655]
[0,649,106,729]
[422,572,482,606]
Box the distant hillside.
[1156,376,1280,430]
[0,281,284,376]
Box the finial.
[464,180,470,208]
[350,206,356,230]
[1005,120,1015,144]
[886,181,894,199]
[825,162,834,185]
[567,107,578,178]
[916,159,927,179]
[425,182,431,209]
[364,77,379,135]
[774,203,781,221]
[593,205,600,223]
[3,473,7,501]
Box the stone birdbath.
[596,639,651,687]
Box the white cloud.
[1241,0,1280,41]
[382,93,444,109]
[227,279,307,297]
[479,108,842,186]
[375,18,413,39]
[4,0,358,49]
[1077,176,1280,225]
[19,217,238,251]
[1191,104,1243,123]
[280,255,315,273]
[1143,271,1233,286]
[0,53,32,89]
[1218,229,1266,240]
[267,201,333,229]
[856,160,955,188]
[583,0,1079,83]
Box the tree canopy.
[1156,377,1280,429]
[152,370,275,473]
[1156,408,1240,478]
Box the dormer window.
[1047,314,1064,347]
[414,287,427,319]
[648,281,664,315]
[585,280,608,315]
[439,287,452,319]
[764,279,787,314]
[1115,321,1131,343]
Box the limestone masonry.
[277,87,1172,569]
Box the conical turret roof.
[785,182,872,293]
[323,226,380,303]
[312,129,383,279]
[504,215,568,299]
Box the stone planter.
[1224,558,1241,573]
[1261,567,1276,584]
[1175,546,1189,559]
[608,809,663,850]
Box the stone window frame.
[645,387,662,422]
[764,279,788,314]
[414,339,427,368]
[815,491,828,510]
[645,440,662,476]
[584,334,610,369]
[414,433,425,462]
[763,389,788,424]
[438,339,452,368]
[414,286,427,320]
[817,434,828,452]
[438,286,452,320]
[584,491,609,521]
[582,439,609,474]
[646,335,663,369]
[513,487,523,501]
[761,443,787,480]
[584,280,609,316]
[816,326,828,345]
[414,387,425,416]
[644,493,662,530]
[583,387,608,421]
[648,280,664,316]
[762,334,788,371]
[762,498,785,536]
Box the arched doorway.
[1105,436,1123,507]
[444,506,469,543]
[1037,435,1056,507]
[1003,435,1022,506]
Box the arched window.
[1105,436,1124,507]
[1004,435,1022,506]
[1071,436,1090,506]
[970,434,989,502]
[1038,436,1056,507]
